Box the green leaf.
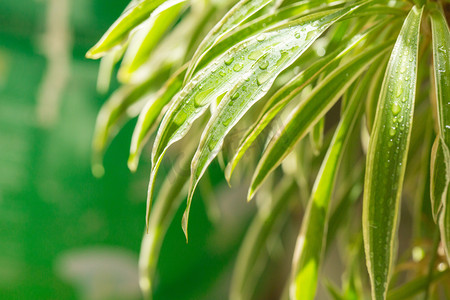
[362,6,423,300]
[225,25,382,182]
[119,0,187,81]
[91,65,171,177]
[365,55,389,133]
[430,137,447,221]
[249,40,394,199]
[386,270,449,300]
[128,65,187,172]
[309,118,324,156]
[229,179,297,300]
[148,3,368,229]
[184,3,371,236]
[139,145,194,299]
[430,3,450,264]
[184,0,273,83]
[289,71,368,300]
[195,1,340,82]
[86,0,168,59]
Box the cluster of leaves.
[87,0,450,299]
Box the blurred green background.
[0,1,251,299]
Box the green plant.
[87,0,450,299]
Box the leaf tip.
[128,154,138,173]
[91,163,105,178]
[181,209,189,243]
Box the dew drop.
[225,57,234,65]
[173,110,187,125]
[306,30,316,40]
[256,34,266,42]
[396,85,403,97]
[257,72,270,85]
[231,92,239,100]
[259,61,269,70]
[219,71,226,77]
[194,88,213,107]
[248,49,265,61]
[208,139,218,151]
[233,63,244,72]
[295,32,301,39]
[392,102,401,115]
[389,127,396,136]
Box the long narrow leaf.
[430,4,450,264]
[249,40,394,199]
[139,145,194,299]
[128,65,187,171]
[430,137,447,221]
[91,65,171,176]
[148,4,368,228]
[86,0,168,59]
[386,270,449,300]
[184,0,273,83]
[184,3,372,235]
[119,0,187,81]
[225,27,381,181]
[362,6,423,300]
[289,72,368,300]
[230,179,297,300]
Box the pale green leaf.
[184,3,371,236]
[138,145,194,299]
[86,0,168,59]
[91,65,171,176]
[225,25,380,181]
[430,3,450,265]
[365,55,389,132]
[195,1,340,78]
[430,137,447,221]
[309,118,324,156]
[229,179,297,300]
[249,40,394,199]
[184,0,273,83]
[289,71,368,300]
[147,3,368,229]
[119,0,187,81]
[387,270,449,300]
[362,6,423,300]
[128,65,187,172]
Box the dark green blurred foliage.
[0,1,246,299]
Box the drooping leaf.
[249,40,394,199]
[225,24,384,182]
[91,65,171,176]
[365,55,389,132]
[86,0,168,59]
[128,65,187,172]
[184,3,373,235]
[229,179,297,300]
[147,3,369,229]
[362,6,423,300]
[430,3,450,264]
[139,144,194,299]
[430,137,447,221]
[386,269,449,300]
[97,46,126,94]
[289,71,368,300]
[309,118,324,156]
[119,0,187,81]
[198,1,340,62]
[184,0,274,83]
